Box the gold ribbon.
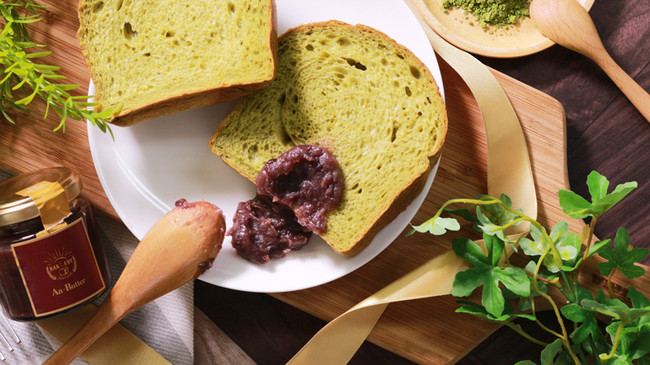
[288,1,537,363]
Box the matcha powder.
[442,0,531,29]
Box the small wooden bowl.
[418,0,595,58]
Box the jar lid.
[0,167,82,226]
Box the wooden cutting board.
[2,2,648,363]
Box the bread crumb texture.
[211,21,447,255]
[78,0,275,114]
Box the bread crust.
[76,0,279,127]
[338,153,441,256]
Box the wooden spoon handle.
[531,0,650,123]
[592,52,650,123]
[43,296,127,365]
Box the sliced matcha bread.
[210,20,447,256]
[77,0,277,126]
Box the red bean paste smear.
[229,195,312,264]
[229,145,344,264]
[256,144,343,234]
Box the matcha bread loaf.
[77,0,277,126]
[210,21,447,256]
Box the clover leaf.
[598,227,649,280]
[628,287,650,325]
[510,276,548,312]
[519,221,580,273]
[559,171,637,219]
[475,194,521,242]
[541,339,571,365]
[560,238,612,274]
[409,216,460,236]
[451,234,530,317]
[519,223,546,256]
[561,288,601,344]
[562,303,599,344]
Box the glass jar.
[0,167,110,321]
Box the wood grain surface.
[1,0,649,364]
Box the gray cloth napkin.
[0,170,193,365]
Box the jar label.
[11,218,106,317]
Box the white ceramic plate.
[87,0,444,293]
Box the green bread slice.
[77,0,277,126]
[210,20,447,256]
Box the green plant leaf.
[557,233,580,261]
[588,239,612,258]
[598,227,649,279]
[452,234,530,317]
[409,216,460,236]
[593,182,638,216]
[587,170,609,202]
[585,297,650,329]
[561,303,599,344]
[496,267,530,295]
[558,189,593,219]
[559,171,637,219]
[519,224,546,257]
[639,355,650,365]
[451,237,488,267]
[603,322,641,363]
[582,298,631,320]
[628,287,650,326]
[520,221,580,273]
[515,277,548,312]
[628,326,650,361]
[540,339,564,365]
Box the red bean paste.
[175,198,193,209]
[256,145,343,234]
[229,195,312,264]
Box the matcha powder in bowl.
[442,0,531,29]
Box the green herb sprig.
[411,171,649,364]
[1,0,115,136]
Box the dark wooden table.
[195,0,650,363]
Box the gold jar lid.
[0,167,82,226]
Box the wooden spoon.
[44,199,226,365]
[530,0,650,123]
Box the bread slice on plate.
[77,0,277,126]
[210,20,447,256]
